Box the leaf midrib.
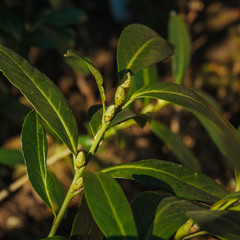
[126,37,161,70]
[96,174,128,238]
[103,164,220,199]
[132,88,233,133]
[0,48,76,154]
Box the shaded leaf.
[0,44,78,154]
[78,135,93,151]
[83,171,138,240]
[0,148,24,166]
[33,8,86,27]
[188,210,240,240]
[124,82,240,169]
[71,194,103,240]
[152,196,205,240]
[21,111,55,214]
[88,105,150,137]
[49,171,65,211]
[126,65,158,105]
[0,0,23,41]
[117,24,174,80]
[65,50,106,109]
[168,13,191,84]
[131,191,170,240]
[102,159,227,204]
[151,120,200,170]
[41,236,68,240]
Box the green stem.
[48,121,110,237]
[235,168,240,192]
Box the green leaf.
[212,191,240,210]
[168,13,191,84]
[152,196,205,240]
[0,0,23,41]
[126,65,158,105]
[124,82,240,169]
[88,105,149,137]
[117,24,174,80]
[131,191,170,240]
[151,120,200,171]
[0,44,78,154]
[41,236,68,240]
[83,171,138,240]
[102,159,227,204]
[71,194,103,240]
[0,148,24,166]
[78,135,93,151]
[49,171,65,211]
[33,8,86,27]
[187,210,240,240]
[65,50,106,112]
[21,111,55,215]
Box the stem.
[235,168,240,192]
[48,121,110,237]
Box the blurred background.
[0,0,240,239]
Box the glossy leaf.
[0,44,78,154]
[21,111,55,214]
[102,159,227,204]
[152,196,205,240]
[0,148,24,166]
[168,13,191,84]
[188,210,240,240]
[131,191,170,240]
[88,105,149,137]
[65,50,106,110]
[123,82,240,169]
[71,194,103,240]
[117,24,174,80]
[151,120,200,171]
[83,171,138,239]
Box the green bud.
[104,105,115,122]
[75,151,86,169]
[115,85,125,107]
[73,177,83,192]
[121,72,132,91]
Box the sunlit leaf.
[83,171,138,239]
[117,24,174,80]
[0,44,78,154]
[102,159,227,204]
[21,111,55,214]
[123,82,240,169]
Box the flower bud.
[115,85,125,107]
[75,151,86,169]
[73,177,83,192]
[121,72,132,91]
[104,105,115,122]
